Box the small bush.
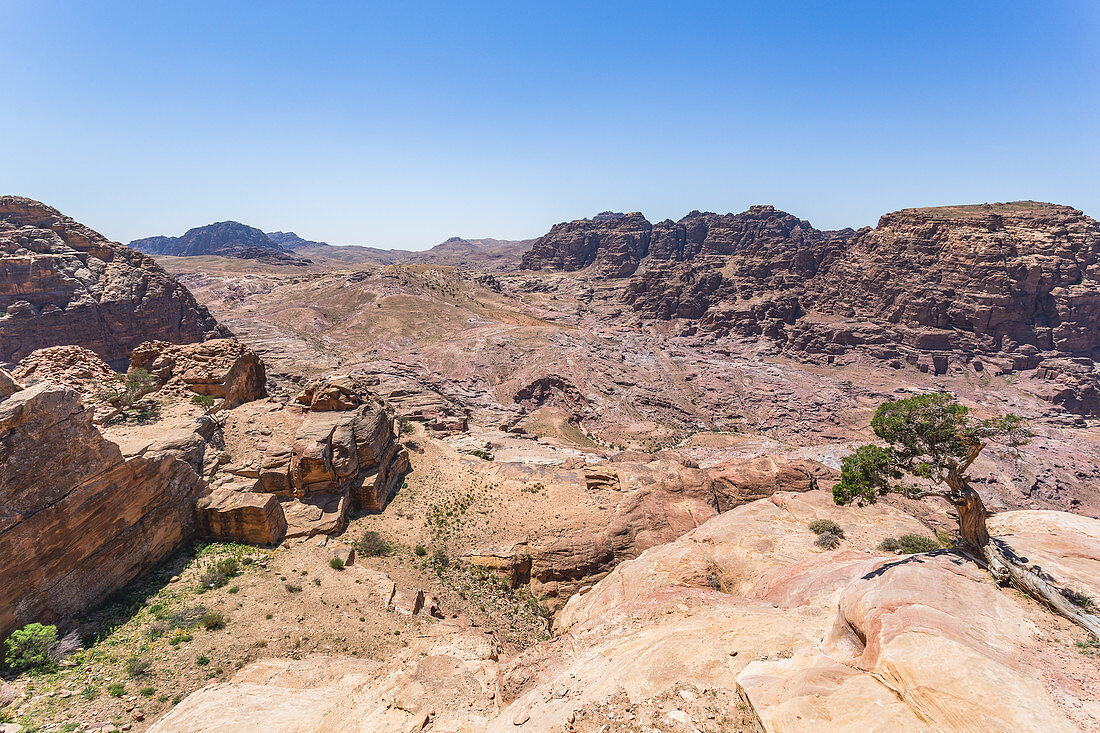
[201,612,227,630]
[329,557,345,570]
[199,568,229,591]
[139,686,156,697]
[190,394,217,413]
[312,578,321,586]
[80,685,98,700]
[431,548,450,569]
[124,656,151,677]
[1076,638,1100,656]
[808,519,844,538]
[227,586,240,594]
[814,531,842,550]
[216,557,241,577]
[877,537,901,553]
[108,682,125,697]
[356,531,392,557]
[897,534,940,554]
[935,529,954,548]
[414,545,428,557]
[3,623,58,673]
[265,613,273,620]
[285,583,303,593]
[195,655,210,666]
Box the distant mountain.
[130,222,309,264]
[265,231,328,251]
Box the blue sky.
[2,1,1097,249]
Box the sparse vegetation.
[808,519,844,538]
[814,532,842,550]
[195,654,210,666]
[201,612,228,631]
[329,557,345,570]
[285,583,303,593]
[124,655,151,677]
[98,368,160,423]
[108,682,125,697]
[414,544,428,557]
[190,393,217,413]
[878,534,940,554]
[356,530,392,557]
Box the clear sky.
[2,1,1097,249]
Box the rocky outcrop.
[205,375,409,540]
[0,196,226,367]
[130,221,309,264]
[11,345,117,397]
[197,490,287,545]
[0,383,207,638]
[521,211,652,277]
[129,338,267,408]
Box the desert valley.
[0,192,1098,732]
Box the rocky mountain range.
[130,221,310,265]
[1,196,1098,732]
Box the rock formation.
[0,381,207,638]
[129,338,267,408]
[130,221,308,264]
[521,211,653,277]
[202,374,409,540]
[0,196,226,367]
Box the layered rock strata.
[0,381,207,638]
[0,196,226,367]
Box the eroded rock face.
[0,196,226,367]
[11,345,116,397]
[521,212,653,277]
[205,375,409,540]
[0,383,207,638]
[130,338,267,408]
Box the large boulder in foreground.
[0,196,226,367]
[0,383,207,638]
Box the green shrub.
[199,568,229,590]
[124,656,151,677]
[201,612,227,630]
[414,545,428,557]
[356,531,392,557]
[877,537,901,553]
[190,394,217,413]
[139,686,156,697]
[216,558,241,577]
[195,655,210,666]
[80,685,98,700]
[814,531,842,550]
[897,534,940,554]
[935,529,954,548]
[431,548,450,569]
[227,586,240,594]
[1062,589,1095,611]
[808,519,844,538]
[329,557,345,570]
[3,623,58,673]
[285,583,303,593]
[108,682,125,697]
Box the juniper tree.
[835,393,1099,639]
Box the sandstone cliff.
[0,381,208,638]
[0,196,226,368]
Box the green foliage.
[195,654,210,666]
[356,530,392,557]
[80,685,98,700]
[329,557,345,570]
[99,368,160,422]
[190,393,217,413]
[414,544,428,557]
[897,534,940,554]
[877,537,901,553]
[1077,638,1100,656]
[431,548,450,569]
[3,623,58,673]
[198,557,241,591]
[139,686,156,697]
[835,394,1030,507]
[808,519,844,538]
[285,583,303,593]
[814,532,842,550]
[935,529,954,547]
[124,655,151,677]
[108,682,125,697]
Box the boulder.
[198,489,287,546]
[0,370,20,401]
[11,345,115,396]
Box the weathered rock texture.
[204,375,409,540]
[0,383,207,638]
[129,338,267,408]
[11,345,116,396]
[528,201,1100,415]
[0,196,226,367]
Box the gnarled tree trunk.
[946,470,1100,640]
